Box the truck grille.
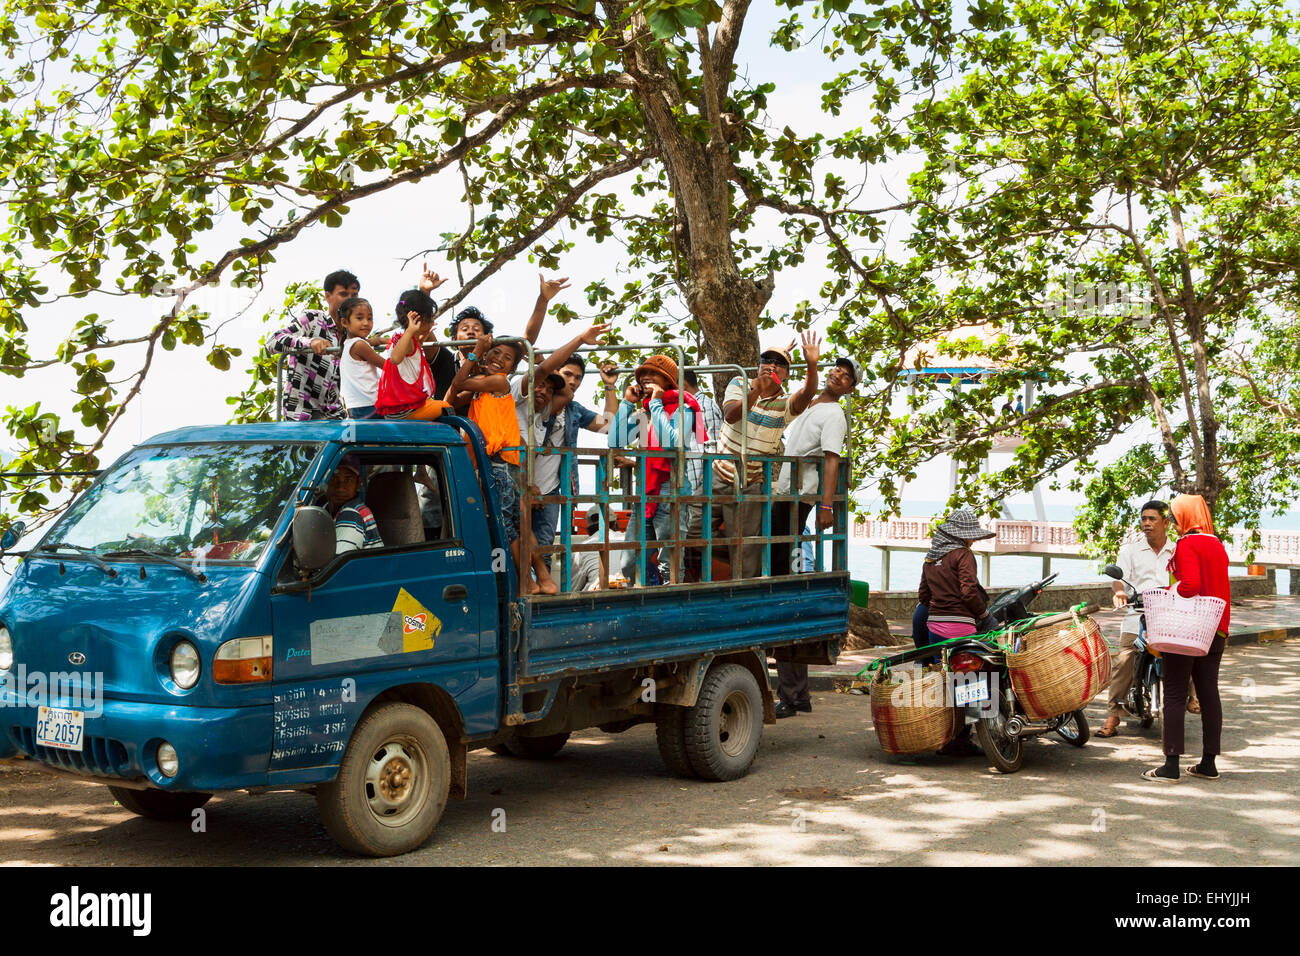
[12,727,131,778]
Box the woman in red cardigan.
[1143,494,1230,782]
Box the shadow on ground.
[1,642,1295,866]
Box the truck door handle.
[443,584,469,602]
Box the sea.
[844,500,1299,594]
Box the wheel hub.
[364,741,428,827]
[717,690,753,757]
[378,755,412,801]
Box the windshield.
[42,442,320,563]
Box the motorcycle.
[879,571,1096,773]
[1102,564,1160,729]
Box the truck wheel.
[682,663,763,781]
[506,732,569,759]
[316,702,449,857]
[108,786,211,821]
[654,704,697,778]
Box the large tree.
[850,0,1300,556]
[0,0,946,529]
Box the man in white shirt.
[571,505,625,592]
[771,355,858,718]
[1098,500,1175,738]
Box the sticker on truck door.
[308,588,442,664]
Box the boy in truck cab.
[320,455,383,553]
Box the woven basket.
[1142,588,1226,658]
[870,669,961,755]
[1006,612,1111,721]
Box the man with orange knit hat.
[608,353,704,585]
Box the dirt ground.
[1,640,1297,866]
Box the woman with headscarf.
[1142,494,1230,782]
[917,508,996,756]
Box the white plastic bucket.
[1141,588,1226,657]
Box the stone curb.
[772,624,1300,692]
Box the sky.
[0,3,1274,530]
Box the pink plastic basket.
[1141,588,1226,657]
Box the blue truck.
[0,417,848,856]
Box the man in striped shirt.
[712,333,820,578]
[324,456,383,553]
[266,269,359,421]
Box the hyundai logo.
[68,652,86,666]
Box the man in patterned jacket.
[267,269,360,420]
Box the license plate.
[954,676,990,706]
[36,706,84,752]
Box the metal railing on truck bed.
[505,341,851,596]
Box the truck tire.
[682,663,763,781]
[108,786,211,821]
[654,704,697,778]
[505,732,570,759]
[316,702,450,857]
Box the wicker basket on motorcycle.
[870,669,962,755]
[1005,612,1111,721]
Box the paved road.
[2,640,1297,866]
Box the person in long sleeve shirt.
[1144,494,1231,782]
[608,353,700,585]
[267,269,359,420]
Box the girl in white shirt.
[338,297,383,419]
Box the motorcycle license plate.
[36,706,84,752]
[954,675,990,706]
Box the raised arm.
[523,273,571,344]
[418,263,450,362]
[723,376,761,424]
[789,331,821,416]
[390,310,432,364]
[537,323,610,379]
[585,363,623,433]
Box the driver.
[323,455,383,554]
[1097,500,1174,738]
[917,508,995,757]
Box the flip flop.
[1096,726,1119,738]
[1141,768,1178,783]
[1186,765,1220,780]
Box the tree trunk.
[618,6,769,375]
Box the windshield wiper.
[37,542,118,577]
[102,548,207,582]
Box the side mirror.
[1102,564,1124,580]
[0,522,26,554]
[292,507,336,573]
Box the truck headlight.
[169,640,200,689]
[0,626,11,672]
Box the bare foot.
[538,578,558,595]
[523,580,540,595]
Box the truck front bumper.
[0,696,271,792]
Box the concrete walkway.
[783,594,1300,690]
